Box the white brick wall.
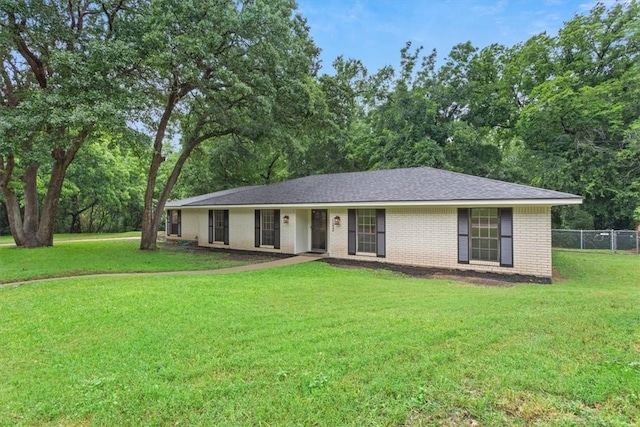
[228,208,262,251]
[328,208,349,257]
[193,207,296,254]
[170,205,553,278]
[165,209,201,242]
[328,206,552,278]
[280,209,296,254]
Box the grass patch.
[0,240,247,283]
[0,250,639,425]
[0,231,141,245]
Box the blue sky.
[297,0,613,74]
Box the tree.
[55,134,148,233]
[130,0,319,249]
[172,134,291,198]
[287,56,367,177]
[0,0,135,247]
[518,1,640,228]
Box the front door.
[311,209,327,252]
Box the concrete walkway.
[0,254,323,288]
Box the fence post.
[636,230,639,255]
[580,229,584,250]
[611,229,615,253]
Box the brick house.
[166,167,582,280]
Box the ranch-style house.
[165,167,582,280]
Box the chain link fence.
[552,229,640,253]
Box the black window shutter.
[208,210,213,244]
[500,208,514,267]
[167,210,172,235]
[376,209,386,258]
[177,210,182,237]
[223,210,230,245]
[458,209,470,264]
[274,209,281,249]
[254,210,260,247]
[348,209,356,255]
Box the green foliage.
[287,57,367,177]
[55,134,149,233]
[295,0,639,229]
[131,0,320,248]
[633,206,640,225]
[515,1,640,228]
[172,135,291,199]
[1,249,638,425]
[4,0,639,237]
[0,0,140,246]
[553,205,596,230]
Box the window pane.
[470,208,499,262]
[357,209,376,253]
[214,210,225,242]
[261,210,275,246]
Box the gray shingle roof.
[168,167,582,207]
[165,186,261,208]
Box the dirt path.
[0,254,322,288]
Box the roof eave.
[168,198,583,209]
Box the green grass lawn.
[0,240,248,283]
[1,249,639,426]
[0,231,142,245]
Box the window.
[261,209,275,246]
[214,210,225,242]
[357,209,377,253]
[458,208,513,267]
[167,209,181,236]
[209,210,228,244]
[348,209,385,257]
[471,208,499,262]
[254,210,280,249]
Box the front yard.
[0,245,638,425]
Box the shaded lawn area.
[0,231,141,245]
[0,250,639,426]
[0,240,250,284]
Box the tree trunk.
[139,147,189,250]
[1,188,26,247]
[22,163,40,239]
[3,162,46,247]
[0,135,86,247]
[139,89,180,250]
[140,146,165,249]
[68,198,96,233]
[139,130,228,249]
[69,212,82,233]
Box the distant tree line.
[1,1,639,247]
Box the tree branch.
[8,12,47,88]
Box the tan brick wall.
[328,206,552,278]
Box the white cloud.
[472,0,509,15]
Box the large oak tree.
[130,0,318,249]
[0,0,135,247]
